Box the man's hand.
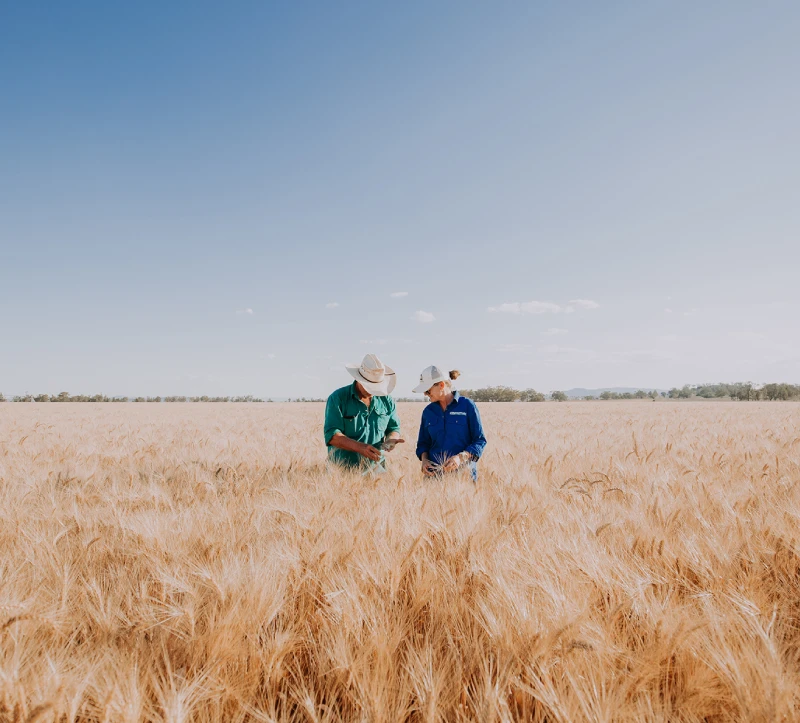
[380,437,405,453]
[360,443,382,462]
[329,433,383,463]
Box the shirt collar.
[350,381,385,410]
[436,390,460,412]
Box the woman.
[413,366,487,481]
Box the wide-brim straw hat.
[346,353,396,396]
[413,365,449,394]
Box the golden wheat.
[1,401,799,722]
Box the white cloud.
[538,345,599,364]
[488,302,522,314]
[536,344,674,366]
[267,353,276,359]
[542,328,569,336]
[519,301,563,314]
[413,310,435,323]
[496,343,532,352]
[359,338,414,346]
[326,302,340,309]
[488,301,563,315]
[728,331,767,342]
[683,308,698,317]
[488,300,598,315]
[665,308,673,314]
[569,299,599,310]
[236,308,254,315]
[390,291,408,298]
[610,349,675,363]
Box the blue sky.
[1,1,798,397]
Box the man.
[324,353,404,472]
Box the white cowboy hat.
[346,354,397,396]
[413,365,449,394]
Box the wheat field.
[1,401,799,722]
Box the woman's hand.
[443,452,470,472]
[443,453,463,472]
[421,456,436,476]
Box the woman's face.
[426,382,446,402]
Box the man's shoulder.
[375,394,397,413]
[327,384,354,403]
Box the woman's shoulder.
[456,394,481,415]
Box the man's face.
[355,382,371,398]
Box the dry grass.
[1,401,800,722]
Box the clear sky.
[1,1,798,398]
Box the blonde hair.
[441,370,460,389]
[429,369,461,394]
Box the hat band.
[358,368,385,384]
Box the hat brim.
[346,364,396,396]
[413,375,448,394]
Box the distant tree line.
[457,383,800,402]
[2,393,265,403]
[458,387,652,402]
[2,383,797,403]
[459,386,549,402]
[668,383,800,401]
[598,390,661,400]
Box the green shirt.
[324,382,401,468]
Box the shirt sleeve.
[323,392,344,445]
[385,398,401,436]
[416,409,432,459]
[464,399,487,460]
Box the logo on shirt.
[449,411,467,416]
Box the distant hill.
[563,387,668,399]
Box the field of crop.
[1,401,800,722]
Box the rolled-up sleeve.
[465,400,487,459]
[323,393,344,445]
[416,411,432,459]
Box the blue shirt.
[415,392,487,465]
